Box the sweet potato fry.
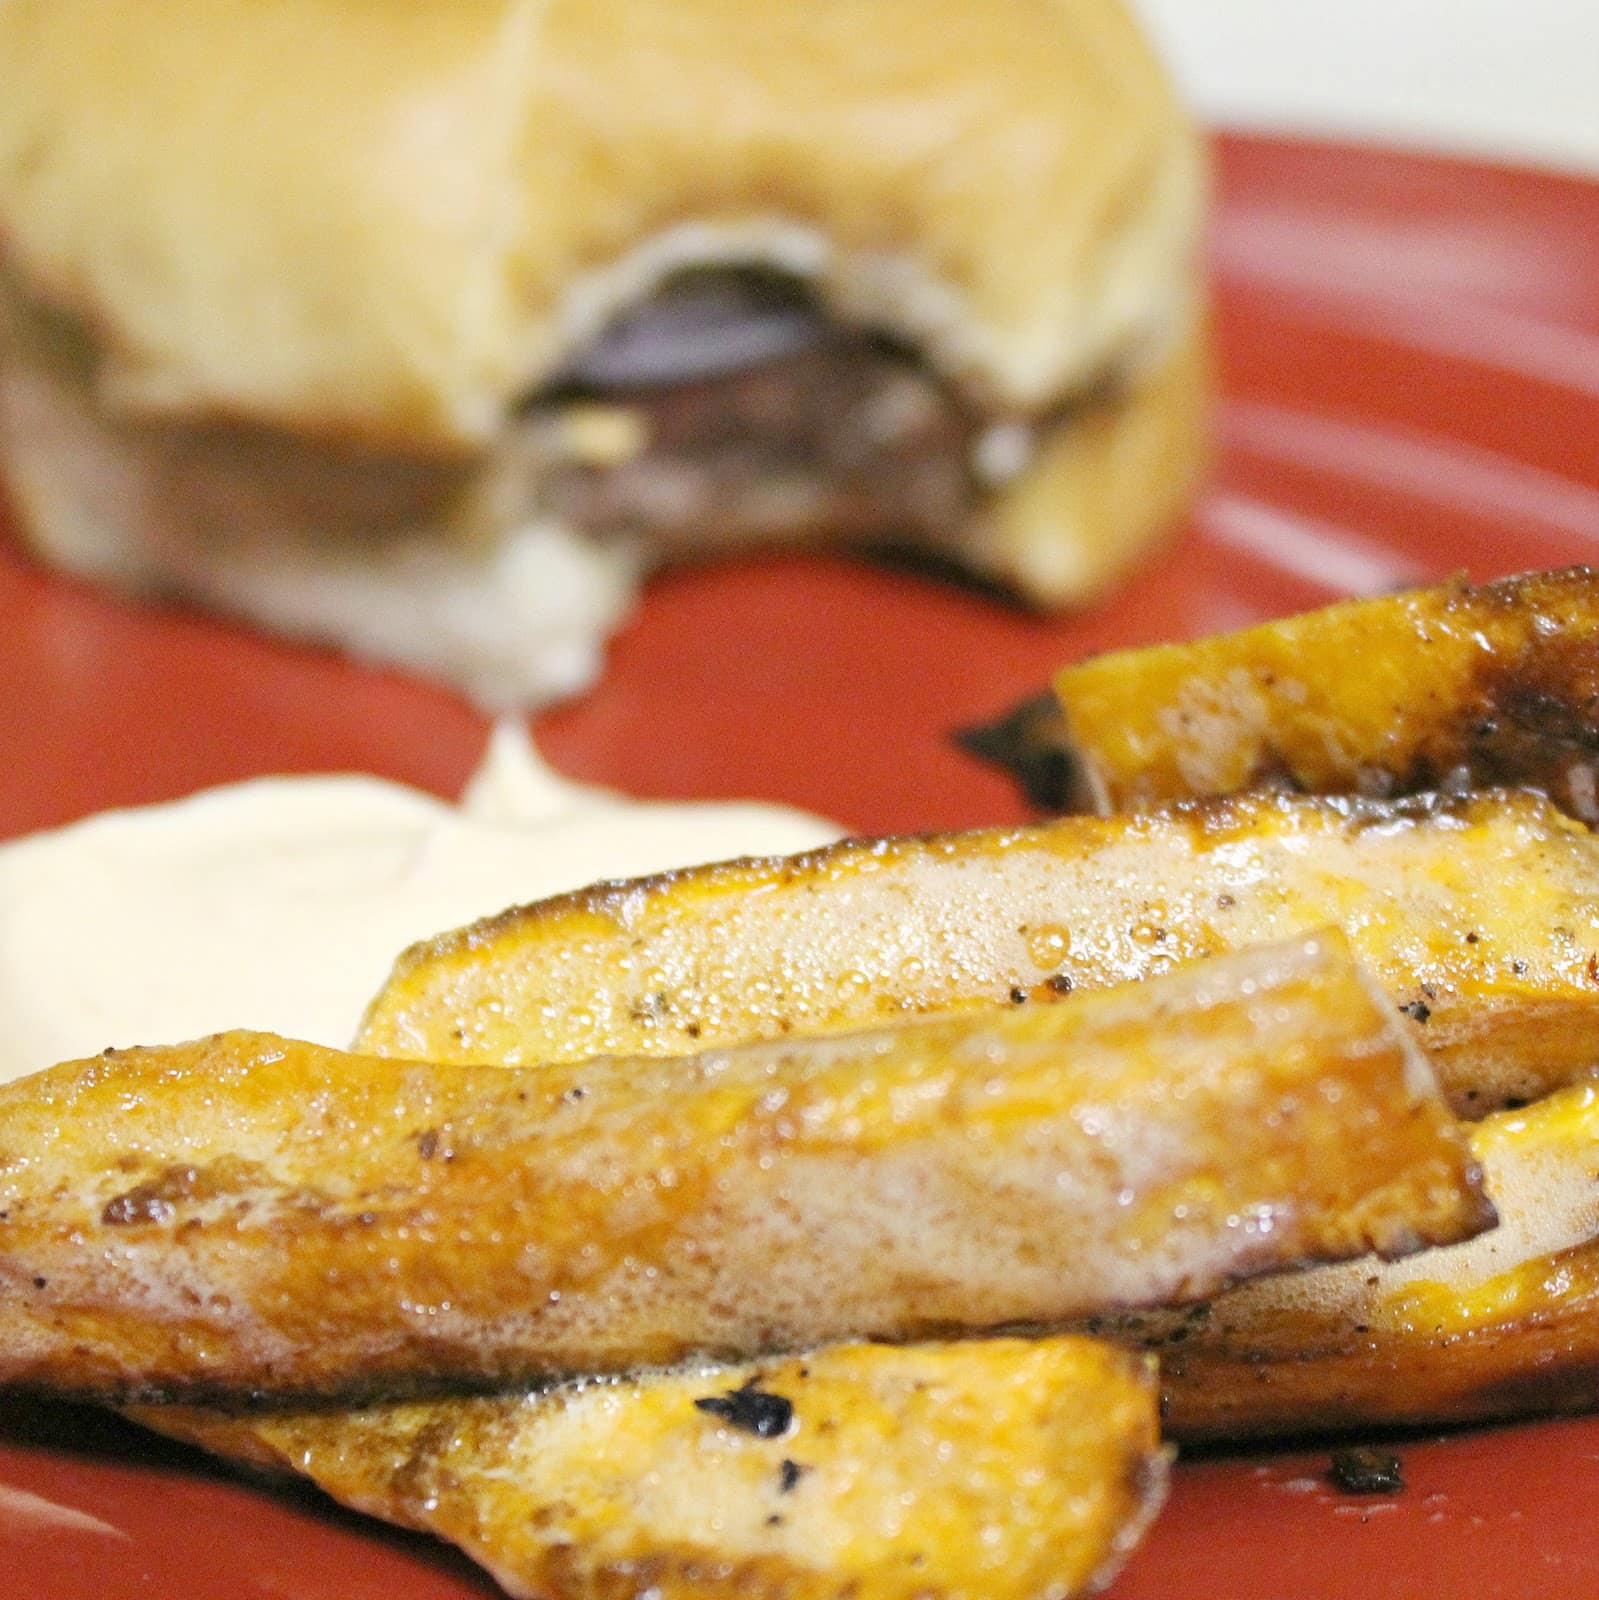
[0,935,1489,1403]
[1100,1078,1599,1440]
[356,786,1599,1116]
[133,1337,1168,1600]
[961,566,1599,817]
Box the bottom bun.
[964,311,1208,604]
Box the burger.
[0,0,1206,707]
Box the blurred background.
[1135,0,1599,172]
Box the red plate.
[4,135,1599,1599]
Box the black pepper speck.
[1329,1447,1404,1495]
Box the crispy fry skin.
[955,691,1079,812]
[966,566,1599,817]
[132,1338,1168,1600]
[0,937,1489,1403]
[357,787,1599,1117]
[1099,1079,1599,1440]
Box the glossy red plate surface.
[4,135,1599,1598]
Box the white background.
[1132,1,1599,173]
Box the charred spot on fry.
[693,1382,795,1439]
[102,1164,207,1226]
[102,1188,176,1227]
[954,693,1086,812]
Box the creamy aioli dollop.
[0,724,842,1084]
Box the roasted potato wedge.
[133,1337,1168,1600]
[1100,1077,1599,1440]
[961,566,1599,817]
[357,786,1599,1117]
[0,936,1489,1403]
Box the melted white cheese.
[0,724,841,1084]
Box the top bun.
[0,0,1202,450]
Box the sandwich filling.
[3,264,1040,571]
[507,268,998,557]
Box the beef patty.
[518,269,991,555]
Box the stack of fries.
[5,566,1599,1599]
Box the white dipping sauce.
[0,723,842,1084]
